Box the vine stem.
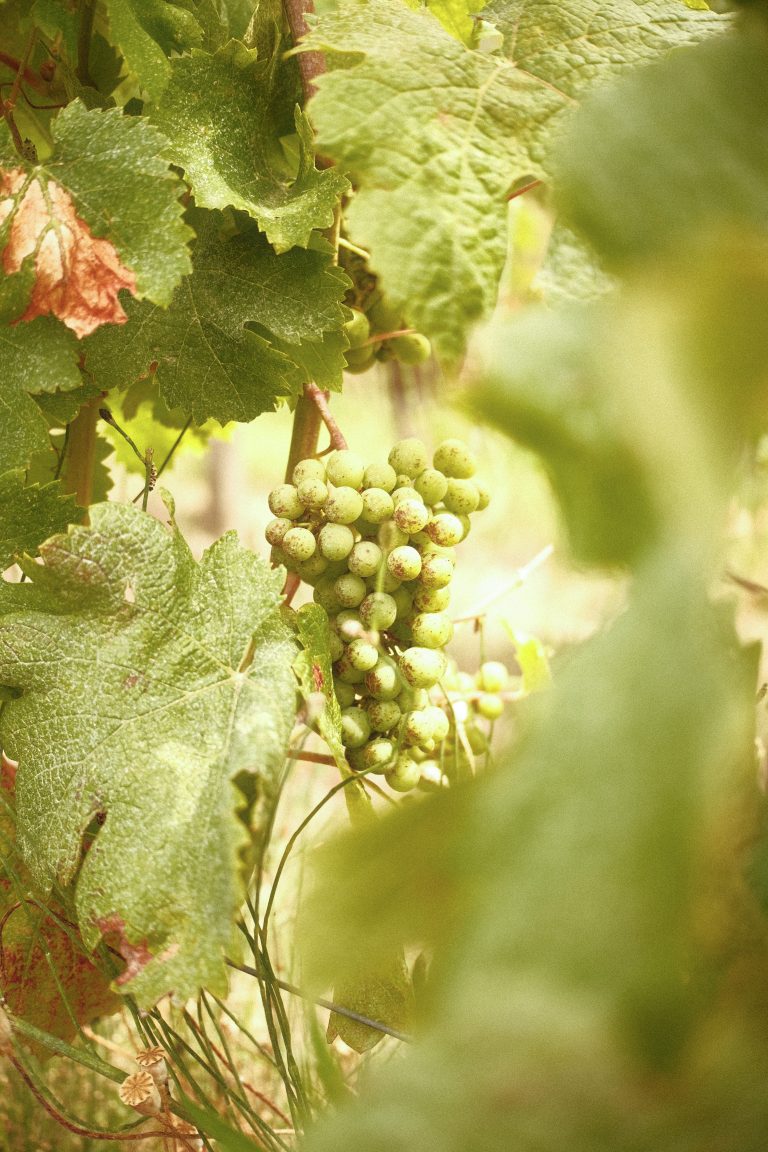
[61,395,103,512]
[2,30,36,157]
[77,0,96,86]
[282,0,324,99]
[305,383,348,450]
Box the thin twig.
[285,749,336,766]
[453,543,554,623]
[305,383,347,450]
[361,327,415,347]
[0,50,47,94]
[131,417,193,504]
[282,571,301,605]
[506,178,543,202]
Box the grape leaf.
[327,949,413,1053]
[103,0,204,101]
[0,470,80,571]
[152,41,348,251]
[533,222,616,305]
[0,501,299,1005]
[556,28,768,266]
[1,317,82,472]
[83,210,349,424]
[0,101,192,308]
[301,0,724,360]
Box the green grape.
[412,585,451,613]
[281,526,316,562]
[328,630,345,663]
[475,693,504,720]
[391,586,414,618]
[393,498,429,535]
[379,522,409,551]
[335,609,364,642]
[348,541,383,578]
[366,699,402,733]
[386,753,422,792]
[340,707,371,748]
[388,438,429,479]
[268,484,305,519]
[399,647,447,688]
[390,332,431,364]
[457,514,471,541]
[414,467,448,505]
[295,553,328,583]
[361,488,395,523]
[333,678,357,708]
[365,657,402,701]
[417,759,444,790]
[359,592,398,630]
[398,686,430,712]
[425,512,465,547]
[355,517,379,538]
[363,462,397,492]
[344,308,370,348]
[345,747,367,772]
[443,479,480,515]
[432,438,477,479]
[334,572,367,608]
[324,486,364,524]
[345,345,375,373]
[346,637,380,671]
[326,449,365,489]
[414,534,457,560]
[419,554,455,589]
[292,458,326,486]
[372,569,403,593]
[362,737,397,772]
[456,671,476,694]
[296,478,329,508]
[313,577,342,613]
[367,295,402,333]
[410,611,453,648]
[465,722,488,753]
[318,522,355,561]
[401,709,434,746]
[423,705,450,743]
[475,482,491,511]
[391,485,422,507]
[476,661,509,692]
[265,517,292,547]
[336,655,367,685]
[387,545,422,581]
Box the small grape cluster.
[343,294,431,375]
[266,437,489,792]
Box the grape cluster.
[266,437,490,792]
[343,295,432,375]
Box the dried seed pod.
[118,1070,162,1116]
[135,1044,169,1087]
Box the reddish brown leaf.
[96,914,154,986]
[0,167,137,338]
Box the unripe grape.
[268,484,305,519]
[412,585,450,612]
[328,630,345,663]
[361,488,395,523]
[388,438,429,478]
[414,468,448,505]
[423,705,450,743]
[324,486,364,524]
[387,545,422,581]
[348,541,383,578]
[418,759,444,790]
[296,478,329,508]
[410,611,453,649]
[333,678,357,708]
[281,526,316,562]
[313,577,342,613]
[432,439,477,479]
[346,746,367,772]
[265,517,292,547]
[359,592,397,630]
[476,693,504,720]
[393,498,429,535]
[333,573,367,608]
[443,479,480,515]
[295,553,328,582]
[390,332,431,364]
[362,737,397,772]
[466,723,488,753]
[344,308,370,348]
[366,699,402,732]
[365,658,402,701]
[292,458,326,486]
[367,295,402,333]
[318,522,355,561]
[476,661,509,692]
[386,753,422,792]
[336,654,366,684]
[340,707,371,748]
[379,522,409,551]
[391,586,414,618]
[326,450,365,489]
[419,554,454,589]
[363,462,397,492]
[456,670,475,694]
[457,514,471,541]
[402,709,434,746]
[345,345,375,373]
[335,609,364,641]
[398,686,430,712]
[391,485,421,507]
[399,647,447,688]
[355,518,379,539]
[425,513,464,547]
[475,482,491,511]
[373,569,403,593]
[346,637,379,671]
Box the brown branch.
[282,0,324,100]
[0,51,47,94]
[506,178,543,202]
[286,749,336,766]
[305,383,347,450]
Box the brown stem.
[506,178,543,202]
[282,571,301,605]
[305,383,347,450]
[61,395,103,512]
[77,0,96,86]
[282,0,324,99]
[0,51,47,94]
[286,750,337,765]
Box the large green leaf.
[152,41,348,251]
[301,0,723,360]
[0,470,80,571]
[103,0,204,101]
[0,501,299,1005]
[83,210,349,423]
[556,26,768,266]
